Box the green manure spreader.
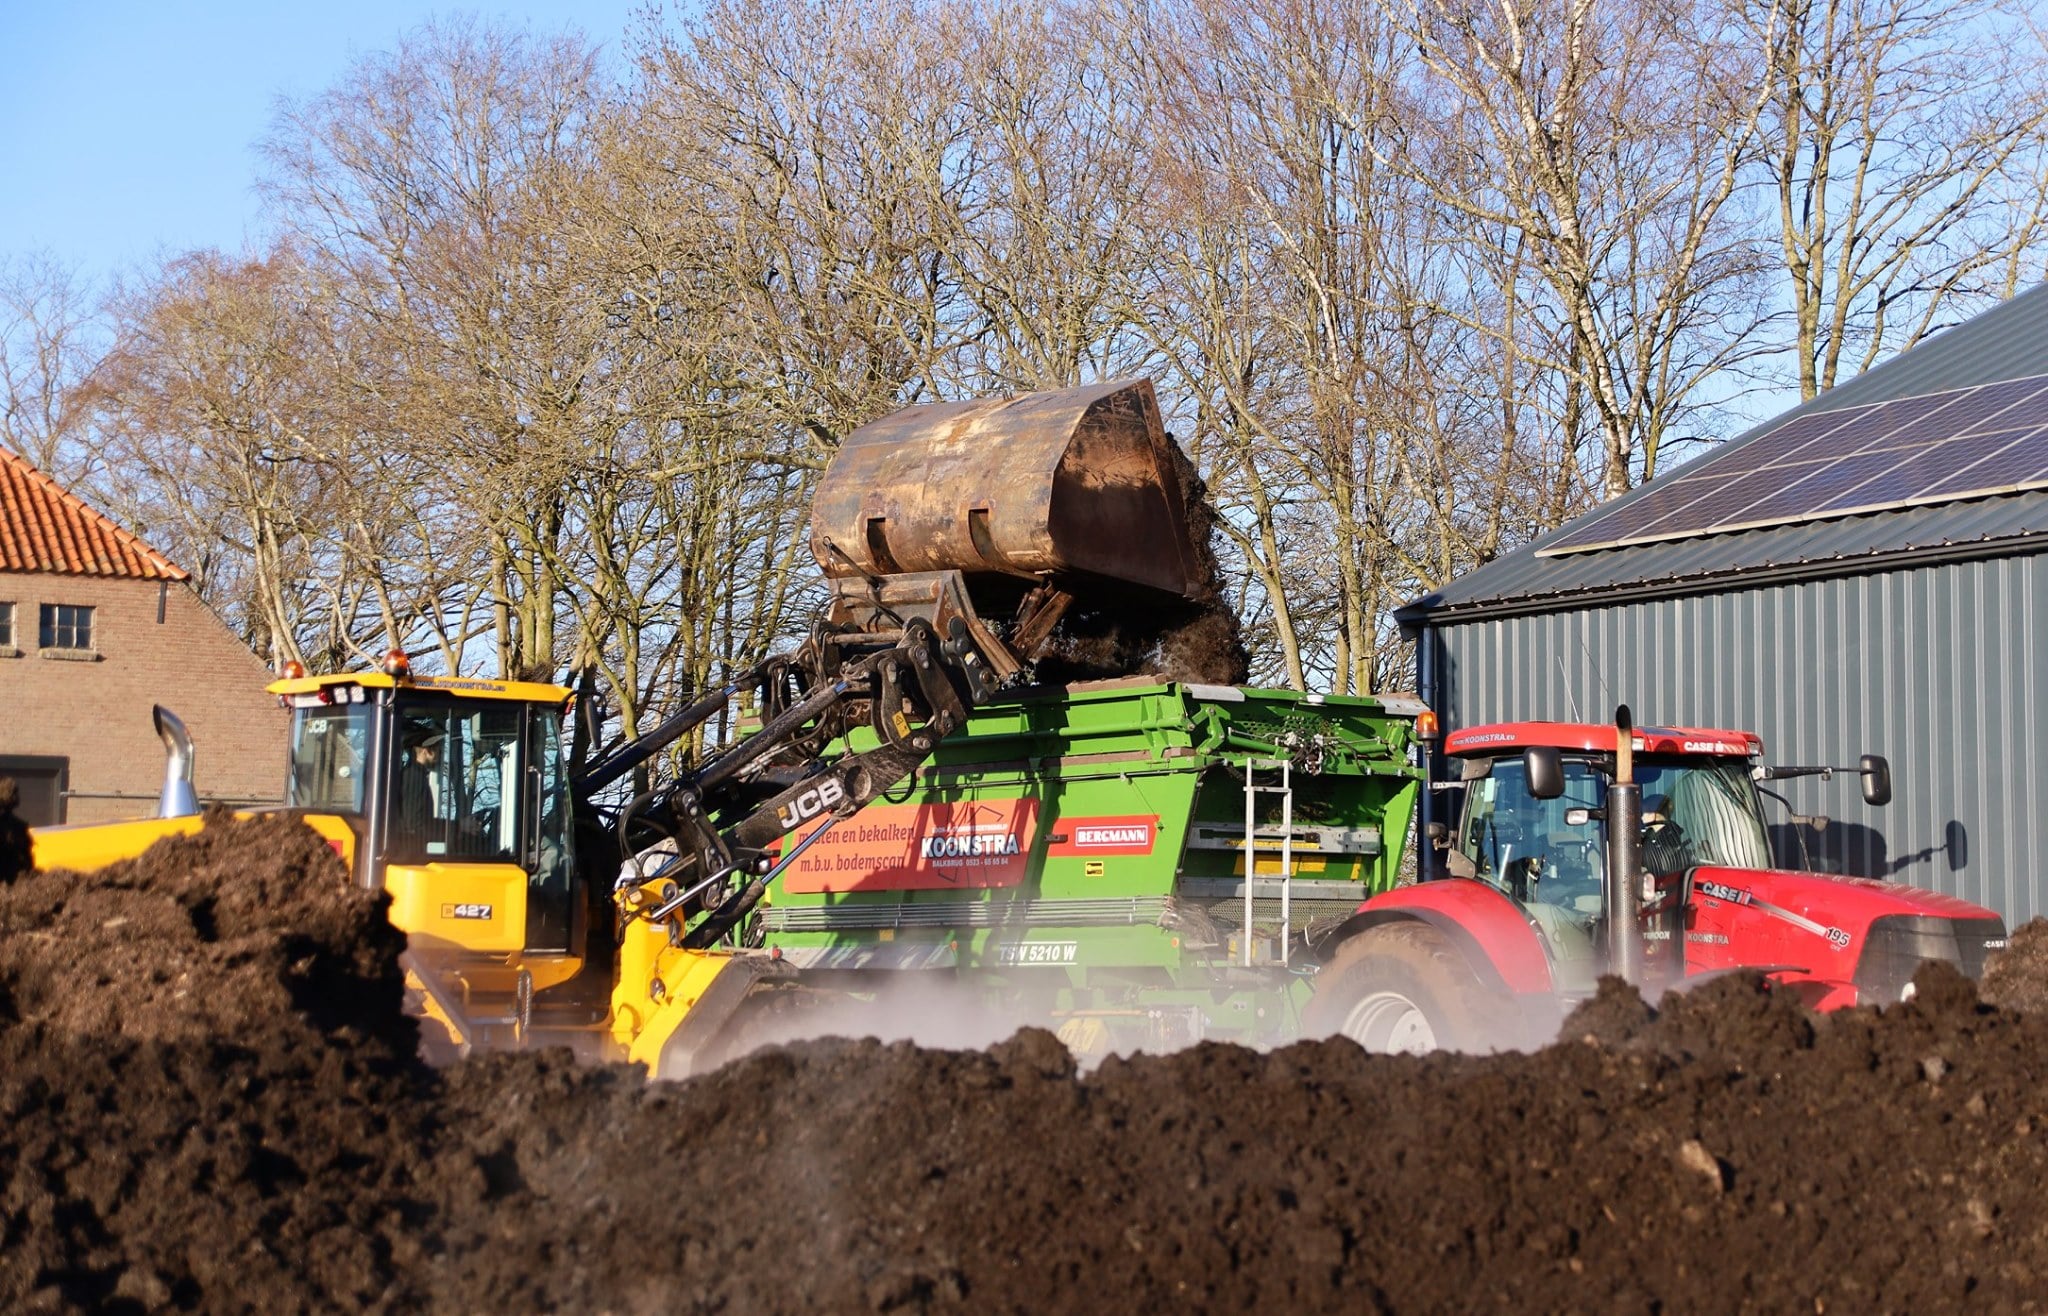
[715,678,1426,1062]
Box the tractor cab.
[269,664,584,1002]
[1443,723,1774,987]
[1313,709,2003,1052]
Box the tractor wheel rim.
[1342,990,1437,1055]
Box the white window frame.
[39,602,95,652]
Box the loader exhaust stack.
[153,705,200,819]
[810,379,1204,678]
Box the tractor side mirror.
[1524,745,1565,800]
[1860,754,1892,807]
[1424,820,1449,845]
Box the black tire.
[1304,922,1496,1054]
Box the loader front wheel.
[1305,922,1494,1055]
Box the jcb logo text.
[778,777,847,831]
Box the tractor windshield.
[1457,753,1773,918]
[1633,757,1772,873]
[1461,758,1606,901]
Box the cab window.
[1459,758,1606,907]
[525,709,574,952]
[288,706,372,813]
[386,704,525,864]
[1634,759,1772,873]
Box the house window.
[40,603,94,651]
[0,601,13,647]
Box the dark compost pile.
[1032,441,1250,687]
[7,815,2048,1313]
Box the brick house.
[0,448,286,825]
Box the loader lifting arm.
[577,604,1003,951]
[576,378,1205,957]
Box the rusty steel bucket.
[810,378,1199,598]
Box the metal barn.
[1399,286,2048,924]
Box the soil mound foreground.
[8,816,2048,1312]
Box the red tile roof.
[0,447,188,581]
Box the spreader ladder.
[1241,756,1296,967]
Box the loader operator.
[397,727,448,840]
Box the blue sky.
[0,2,653,280]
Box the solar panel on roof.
[1632,464,1826,534]
[1733,410,1868,465]
[1537,372,2048,557]
[1963,391,2048,433]
[1544,476,1719,547]
[1830,391,1975,453]
[1915,430,2048,498]
[1869,379,2044,448]
[1844,431,2024,507]
[1730,451,1910,527]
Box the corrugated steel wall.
[1431,551,2047,923]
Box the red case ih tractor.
[1307,707,2010,1052]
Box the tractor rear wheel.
[1305,922,1495,1055]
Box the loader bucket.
[810,379,1201,604]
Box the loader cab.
[272,669,581,966]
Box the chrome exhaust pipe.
[153,705,200,818]
[1605,704,1646,986]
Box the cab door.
[1458,757,1607,986]
[380,699,536,955]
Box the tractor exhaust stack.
[1605,705,1646,986]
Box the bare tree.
[90,249,339,666]
[263,17,609,678]
[1134,0,1560,691]
[0,252,102,479]
[635,0,979,455]
[1756,0,2048,397]
[946,2,1160,391]
[1388,0,1778,496]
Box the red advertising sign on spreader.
[780,798,1041,893]
[1045,815,1158,857]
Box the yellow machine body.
[30,809,358,875]
[386,862,534,955]
[29,814,208,873]
[266,670,574,704]
[23,668,762,1073]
